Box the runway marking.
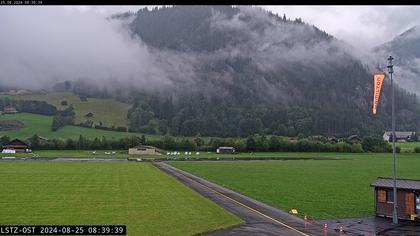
[164,164,310,236]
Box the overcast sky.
[262,6,420,50]
[64,5,420,50]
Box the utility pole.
[387,55,398,224]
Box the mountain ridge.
[45,6,420,137]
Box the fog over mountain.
[374,25,420,96]
[0,7,176,91]
[0,6,419,137]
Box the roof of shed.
[371,177,420,190]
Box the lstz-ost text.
[0,225,126,235]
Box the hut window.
[386,190,394,203]
[378,189,386,203]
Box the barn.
[128,145,157,155]
[371,177,420,221]
[383,131,415,142]
[2,139,29,153]
[216,147,236,154]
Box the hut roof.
[371,177,420,191]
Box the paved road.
[320,216,420,235]
[154,162,336,236]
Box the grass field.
[0,162,242,235]
[171,152,420,220]
[0,150,131,158]
[0,113,162,140]
[9,92,131,127]
[396,142,420,152]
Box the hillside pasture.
[0,113,162,140]
[10,92,131,128]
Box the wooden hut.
[371,177,420,221]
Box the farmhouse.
[383,131,415,142]
[327,136,338,143]
[3,106,18,114]
[2,138,29,153]
[347,134,361,142]
[216,147,236,154]
[371,177,420,221]
[128,145,157,155]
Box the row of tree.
[0,97,57,116]
[51,105,76,131]
[0,134,397,153]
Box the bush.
[362,137,391,153]
[350,143,364,153]
[415,147,420,153]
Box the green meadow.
[0,162,242,235]
[0,113,162,140]
[171,152,420,220]
[397,141,420,152]
[10,92,131,127]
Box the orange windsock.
[373,72,385,115]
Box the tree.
[255,135,269,151]
[194,136,204,147]
[179,138,197,151]
[269,135,287,151]
[362,137,391,152]
[181,119,203,136]
[246,136,257,151]
[77,135,90,149]
[51,105,75,131]
[28,134,40,149]
[101,136,111,149]
[140,135,146,144]
[0,136,10,146]
[239,118,263,137]
[91,137,102,150]
[161,135,177,150]
[66,138,76,149]
[157,119,168,134]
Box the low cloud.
[0,6,186,91]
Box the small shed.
[2,138,28,153]
[128,145,157,155]
[371,177,420,221]
[216,147,236,154]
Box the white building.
[383,131,415,142]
